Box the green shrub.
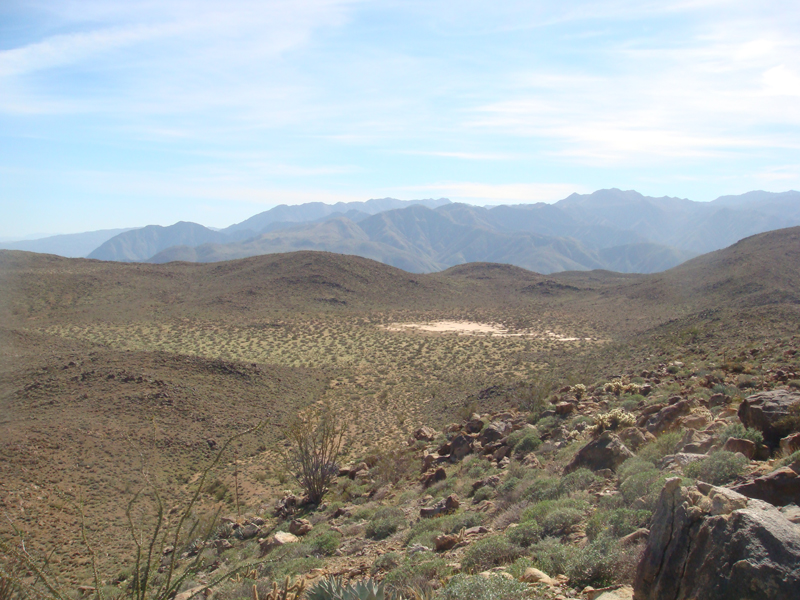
[586,508,651,541]
[384,556,452,592]
[718,423,764,445]
[308,529,341,556]
[366,507,405,540]
[536,416,559,432]
[472,486,494,504]
[778,450,800,467]
[620,470,667,509]
[528,537,571,576]
[684,451,749,485]
[520,497,588,525]
[520,476,562,502]
[540,507,583,537]
[558,468,597,495]
[405,511,483,546]
[505,521,542,548]
[435,574,534,600]
[372,551,401,573]
[637,431,682,465]
[508,431,542,456]
[461,536,525,573]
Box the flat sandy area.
[383,320,586,340]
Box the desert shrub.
[620,395,644,412]
[566,537,626,588]
[520,497,588,525]
[370,447,414,484]
[472,486,494,504]
[307,528,342,556]
[497,476,521,499]
[778,450,800,467]
[285,402,345,505]
[435,574,534,600]
[528,537,571,576]
[620,469,667,508]
[535,416,559,432]
[505,520,542,548]
[539,507,583,537]
[463,455,493,478]
[586,508,651,541]
[384,556,452,593]
[684,451,749,485]
[508,431,542,456]
[365,507,405,540]
[788,379,800,390]
[405,511,482,546]
[571,384,587,400]
[637,431,682,465]
[718,423,764,445]
[774,403,800,437]
[204,478,229,502]
[558,468,597,496]
[372,551,401,573]
[617,457,654,483]
[461,536,525,573]
[521,476,562,502]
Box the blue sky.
[1,1,799,238]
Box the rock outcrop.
[634,478,800,600]
[564,431,634,473]
[738,390,800,445]
[731,465,800,507]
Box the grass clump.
[684,451,749,485]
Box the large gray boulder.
[564,431,634,473]
[731,465,800,507]
[634,479,800,600]
[738,390,800,445]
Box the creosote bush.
[435,574,534,600]
[718,423,764,446]
[461,535,524,573]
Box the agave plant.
[305,576,401,600]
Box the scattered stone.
[708,393,728,407]
[659,453,707,470]
[465,418,485,434]
[618,528,648,546]
[238,523,260,540]
[731,467,800,507]
[434,533,460,551]
[521,453,542,468]
[520,567,555,585]
[722,437,757,459]
[564,431,634,474]
[414,426,437,441]
[471,475,500,492]
[591,585,633,600]
[738,390,800,445]
[258,531,299,556]
[634,478,800,600]
[676,429,714,454]
[556,402,576,415]
[213,539,233,553]
[420,494,460,518]
[464,526,490,535]
[288,518,313,536]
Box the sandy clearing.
[383,320,591,340]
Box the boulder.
[471,475,501,493]
[258,531,299,556]
[644,399,692,434]
[414,426,437,441]
[449,434,474,460]
[434,533,460,551]
[555,402,575,415]
[420,494,460,518]
[237,523,261,540]
[592,586,633,600]
[780,432,800,454]
[722,437,757,459]
[288,519,312,536]
[618,427,653,451]
[465,418,484,434]
[421,467,447,488]
[478,421,513,445]
[564,431,634,474]
[634,478,800,600]
[731,467,800,507]
[738,390,800,445]
[659,453,707,470]
[675,429,714,455]
[519,567,554,585]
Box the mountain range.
[5,189,799,274]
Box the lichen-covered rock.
[634,478,800,600]
[738,390,800,445]
[564,431,634,473]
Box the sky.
[1,1,799,238]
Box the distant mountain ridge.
[19,188,800,275]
